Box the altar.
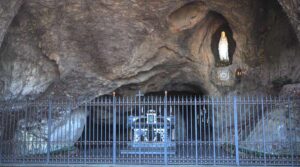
[120,109,176,155]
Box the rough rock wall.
[0,0,299,100]
[0,0,257,99]
[0,0,23,47]
[278,0,300,41]
[0,5,59,99]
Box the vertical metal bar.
[0,108,2,163]
[104,97,107,160]
[177,96,181,161]
[212,97,216,165]
[68,98,71,164]
[118,96,121,162]
[156,96,159,163]
[143,96,147,163]
[138,91,141,164]
[47,97,52,163]
[203,96,206,158]
[176,97,179,160]
[247,96,251,160]
[122,96,125,159]
[199,96,202,161]
[208,96,211,158]
[194,96,198,165]
[280,96,285,163]
[185,96,188,158]
[164,91,168,165]
[261,96,266,166]
[92,98,95,160]
[181,96,185,159]
[108,97,111,162]
[23,99,28,164]
[233,96,235,159]
[267,96,271,162]
[256,96,261,162]
[233,96,239,166]
[251,96,255,160]
[7,101,11,163]
[96,97,99,163]
[216,97,219,161]
[243,97,247,160]
[220,97,224,158]
[152,96,155,163]
[187,96,193,157]
[3,102,7,162]
[113,92,116,164]
[84,98,87,164]
[126,96,129,162]
[100,97,103,160]
[238,96,242,161]
[288,96,294,167]
[190,96,192,160]
[0,103,3,163]
[88,99,92,161]
[131,96,134,164]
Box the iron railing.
[0,92,299,166]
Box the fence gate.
[0,93,299,166]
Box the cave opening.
[78,88,213,145]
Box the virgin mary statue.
[218,31,229,61]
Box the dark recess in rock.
[210,12,236,67]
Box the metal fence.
[0,92,299,166]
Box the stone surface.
[13,109,86,155]
[280,83,300,97]
[241,102,300,155]
[167,1,208,33]
[211,66,236,86]
[0,0,298,100]
[0,0,23,48]
[278,0,300,41]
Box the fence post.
[47,97,52,164]
[164,91,168,165]
[261,96,266,165]
[84,98,87,164]
[67,98,71,165]
[0,102,3,163]
[23,98,28,164]
[194,96,198,165]
[288,96,294,166]
[233,96,239,166]
[212,97,216,165]
[113,92,117,164]
[138,91,142,164]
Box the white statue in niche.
[218,31,229,62]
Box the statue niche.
[211,23,236,67]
